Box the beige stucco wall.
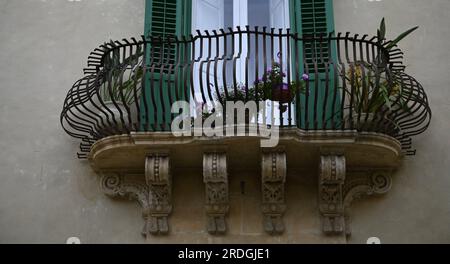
[333,0,450,244]
[0,0,448,243]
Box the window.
[192,0,290,31]
[142,0,337,130]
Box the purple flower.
[302,73,310,81]
[280,83,289,90]
[282,72,286,77]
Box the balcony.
[61,27,431,236]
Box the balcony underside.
[89,127,402,172]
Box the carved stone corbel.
[261,150,287,235]
[144,153,172,236]
[99,153,172,237]
[318,148,393,236]
[100,173,150,236]
[343,170,392,236]
[203,151,229,235]
[318,153,346,235]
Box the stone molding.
[100,152,172,237]
[318,154,346,235]
[100,173,151,236]
[89,130,402,172]
[343,170,392,236]
[261,149,287,235]
[203,151,229,235]
[94,132,399,238]
[318,151,393,236]
[144,154,172,235]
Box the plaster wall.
[0,0,448,243]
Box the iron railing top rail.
[61,28,431,158]
[84,29,406,74]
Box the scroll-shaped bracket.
[318,154,346,235]
[343,170,392,237]
[261,150,287,235]
[100,173,150,236]
[203,151,229,235]
[319,149,393,236]
[145,153,172,236]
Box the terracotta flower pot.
[271,83,295,104]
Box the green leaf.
[381,90,391,110]
[386,26,419,49]
[379,17,386,41]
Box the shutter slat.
[149,0,179,65]
[143,0,192,131]
[292,0,340,130]
[299,0,330,73]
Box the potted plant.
[206,57,308,125]
[342,18,418,132]
[342,66,405,131]
[255,62,307,106]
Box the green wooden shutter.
[141,0,192,131]
[289,0,340,129]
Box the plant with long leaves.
[343,66,402,113]
[342,18,418,115]
[378,17,419,51]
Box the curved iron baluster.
[61,30,431,158]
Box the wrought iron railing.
[61,27,431,158]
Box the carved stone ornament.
[319,151,393,236]
[203,152,229,235]
[318,154,346,235]
[343,170,392,236]
[100,153,172,237]
[100,173,150,236]
[261,150,287,235]
[145,154,172,235]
